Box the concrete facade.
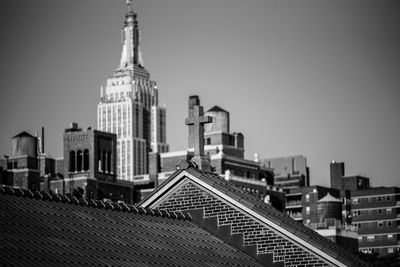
[351,187,400,255]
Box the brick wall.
[156,181,329,267]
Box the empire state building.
[97,1,169,181]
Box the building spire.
[126,0,133,13]
[119,0,144,69]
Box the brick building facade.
[140,164,367,266]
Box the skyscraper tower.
[97,1,168,181]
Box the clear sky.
[1,0,399,187]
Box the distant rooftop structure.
[261,155,309,189]
[207,105,229,113]
[318,192,342,203]
[12,131,34,139]
[330,161,370,192]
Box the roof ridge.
[0,185,191,221]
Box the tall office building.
[97,1,168,181]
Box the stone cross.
[185,105,213,171]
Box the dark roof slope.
[141,166,367,267]
[0,186,264,267]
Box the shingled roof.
[140,165,368,267]
[0,185,265,266]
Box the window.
[98,149,102,171]
[206,138,211,145]
[83,149,89,171]
[13,161,18,169]
[69,151,76,172]
[306,206,310,215]
[386,195,392,201]
[352,198,359,204]
[367,236,375,242]
[353,210,361,217]
[102,150,107,173]
[305,194,310,202]
[77,150,82,172]
[377,196,382,202]
[107,151,111,173]
[358,223,362,228]
[386,208,392,214]
[388,234,393,240]
[388,247,394,254]
[387,221,393,227]
[378,221,383,227]
[378,209,383,215]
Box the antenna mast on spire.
[126,0,133,12]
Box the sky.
[0,0,399,187]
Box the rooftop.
[207,105,229,113]
[0,185,264,266]
[12,131,35,139]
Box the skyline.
[0,0,399,187]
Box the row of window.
[354,220,394,229]
[69,150,90,172]
[98,103,134,139]
[352,195,393,204]
[360,233,396,242]
[353,208,393,217]
[98,150,113,174]
[117,139,147,180]
[361,247,397,254]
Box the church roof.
[207,105,229,113]
[140,165,368,267]
[0,185,264,266]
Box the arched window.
[69,151,75,172]
[77,150,82,172]
[83,149,89,171]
